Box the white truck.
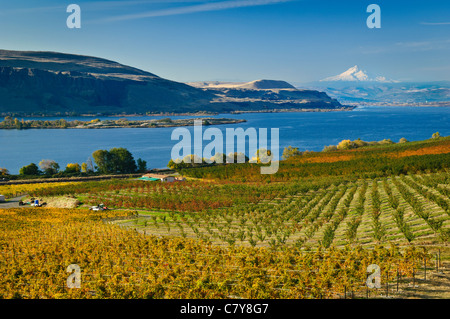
[89,203,109,211]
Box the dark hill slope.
[0,50,217,115]
[0,50,344,115]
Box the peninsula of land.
[0,117,246,130]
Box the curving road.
[0,196,27,209]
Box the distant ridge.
[188,79,296,90]
[188,79,344,110]
[0,50,157,79]
[0,49,221,114]
[0,49,345,115]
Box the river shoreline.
[0,106,355,119]
[0,117,247,130]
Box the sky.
[0,0,449,83]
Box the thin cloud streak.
[0,5,64,15]
[86,0,213,10]
[101,0,295,22]
[421,22,450,25]
[359,39,450,55]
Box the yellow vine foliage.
[0,182,77,199]
[0,208,427,299]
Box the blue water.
[1,106,449,174]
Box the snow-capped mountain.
[303,66,450,106]
[320,65,397,83]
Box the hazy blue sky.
[0,0,449,83]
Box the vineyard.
[25,144,450,250]
[0,208,431,299]
[29,179,278,212]
[104,172,449,250]
[0,182,77,200]
[1,136,449,299]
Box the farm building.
[138,176,160,182]
[141,173,176,183]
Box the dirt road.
[0,196,26,209]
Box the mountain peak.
[187,79,296,90]
[320,66,397,83]
[238,79,296,90]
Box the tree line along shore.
[1,132,446,182]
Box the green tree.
[168,159,178,170]
[168,159,176,170]
[377,139,394,145]
[39,159,59,175]
[282,146,302,160]
[136,158,147,173]
[14,118,22,130]
[337,139,356,150]
[65,163,81,173]
[92,148,137,174]
[109,148,137,174]
[0,168,9,176]
[92,149,113,174]
[210,153,227,164]
[227,152,249,164]
[168,158,188,170]
[183,154,204,166]
[322,145,338,152]
[59,119,68,128]
[158,118,173,124]
[19,163,40,176]
[432,132,441,139]
[353,138,368,148]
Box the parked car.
[89,204,109,211]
